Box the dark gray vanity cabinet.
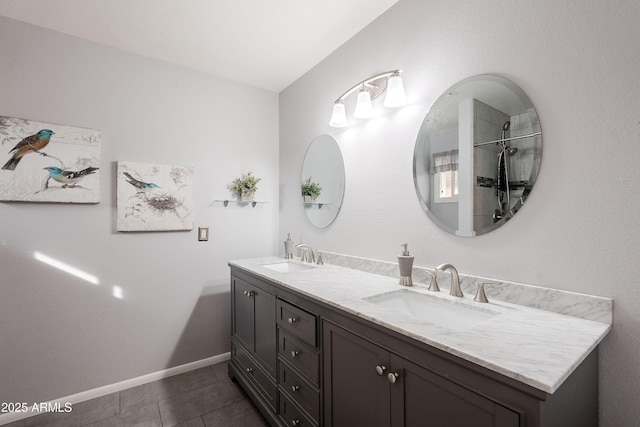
[323,321,520,427]
[229,266,599,427]
[230,273,278,415]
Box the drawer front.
[233,343,277,411]
[279,361,320,421]
[277,299,318,347]
[278,331,320,386]
[279,391,318,427]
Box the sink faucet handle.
[474,283,491,303]
[427,271,440,292]
[314,250,323,265]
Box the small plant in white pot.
[228,171,261,201]
[301,177,322,203]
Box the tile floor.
[4,361,269,427]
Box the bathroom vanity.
[228,257,610,427]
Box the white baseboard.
[0,352,231,426]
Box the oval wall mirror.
[301,134,345,228]
[413,74,542,236]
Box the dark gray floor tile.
[120,367,217,414]
[158,378,245,426]
[201,399,269,427]
[209,361,228,381]
[84,402,161,427]
[4,393,119,427]
[175,416,206,427]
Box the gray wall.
[279,0,640,425]
[0,17,279,404]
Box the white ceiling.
[0,0,399,92]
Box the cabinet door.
[232,277,254,351]
[323,321,390,427]
[253,283,276,375]
[389,354,521,427]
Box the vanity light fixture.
[329,69,407,128]
[353,87,374,118]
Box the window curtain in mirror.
[431,149,459,174]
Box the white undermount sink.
[364,289,500,331]
[262,260,317,273]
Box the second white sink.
[364,289,499,331]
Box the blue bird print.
[2,129,55,170]
[44,166,99,188]
[123,172,160,193]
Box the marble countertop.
[229,256,611,394]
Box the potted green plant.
[228,171,261,201]
[301,177,322,202]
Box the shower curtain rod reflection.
[473,131,542,148]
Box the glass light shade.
[353,89,374,118]
[329,102,348,128]
[383,74,407,108]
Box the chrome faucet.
[295,243,315,264]
[436,263,463,297]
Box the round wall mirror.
[413,74,542,236]
[301,134,345,228]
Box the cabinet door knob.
[291,385,300,393]
[288,317,297,324]
[291,420,300,426]
[387,372,399,384]
[246,367,253,374]
[375,365,387,376]
[291,350,299,358]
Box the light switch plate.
[198,227,209,241]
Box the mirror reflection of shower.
[494,121,516,221]
[471,99,540,233]
[490,117,540,224]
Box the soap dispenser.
[284,233,294,259]
[398,243,414,286]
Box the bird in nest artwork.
[43,166,99,188]
[2,129,55,171]
[123,172,160,193]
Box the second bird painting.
[117,160,194,232]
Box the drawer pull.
[291,385,300,393]
[243,290,254,297]
[246,367,253,374]
[291,350,300,358]
[291,420,300,426]
[288,317,297,324]
[388,372,399,384]
[375,365,387,376]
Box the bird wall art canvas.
[0,116,101,203]
[117,161,194,232]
